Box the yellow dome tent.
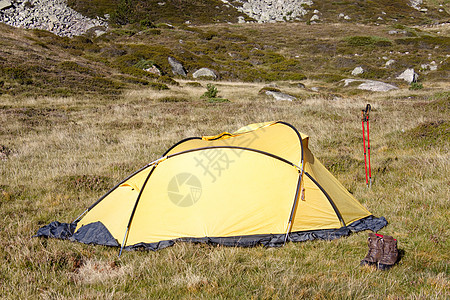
[36,121,387,253]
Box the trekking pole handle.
[362,104,371,121]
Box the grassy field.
[0,78,448,298]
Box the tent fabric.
[35,121,387,252]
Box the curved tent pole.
[283,164,304,245]
[117,145,302,256]
[118,159,165,256]
[72,137,203,223]
[73,158,160,223]
[280,126,305,244]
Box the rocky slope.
[0,0,107,37]
[229,0,313,23]
[1,0,448,37]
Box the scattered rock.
[388,30,407,35]
[310,14,320,21]
[342,79,398,92]
[168,56,187,77]
[192,68,217,80]
[396,68,418,83]
[265,90,297,101]
[409,0,423,11]
[385,59,396,67]
[421,61,437,71]
[351,66,364,76]
[144,65,162,76]
[233,0,312,23]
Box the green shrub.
[202,83,218,98]
[110,0,133,25]
[207,97,230,103]
[59,61,92,74]
[2,67,33,85]
[310,73,346,83]
[148,82,169,90]
[185,82,202,87]
[345,36,392,47]
[410,82,423,90]
[158,96,188,102]
[158,75,179,86]
[140,18,155,29]
[134,59,156,70]
[258,87,281,94]
[142,29,161,35]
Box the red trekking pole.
[361,104,372,188]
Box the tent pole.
[284,162,304,245]
[119,227,129,257]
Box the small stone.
[385,59,395,67]
[351,66,364,76]
[396,68,418,83]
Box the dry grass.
[0,78,449,298]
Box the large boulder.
[192,68,217,80]
[396,68,418,83]
[342,79,398,92]
[168,56,187,77]
[265,91,297,101]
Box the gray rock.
[232,0,312,23]
[409,0,423,10]
[265,91,297,101]
[342,79,398,92]
[192,68,217,79]
[144,65,162,76]
[310,14,320,21]
[421,61,437,71]
[168,56,187,77]
[385,59,396,67]
[351,66,364,76]
[396,68,418,83]
[0,0,12,10]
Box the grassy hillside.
[0,21,448,98]
[68,0,249,25]
[68,0,450,25]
